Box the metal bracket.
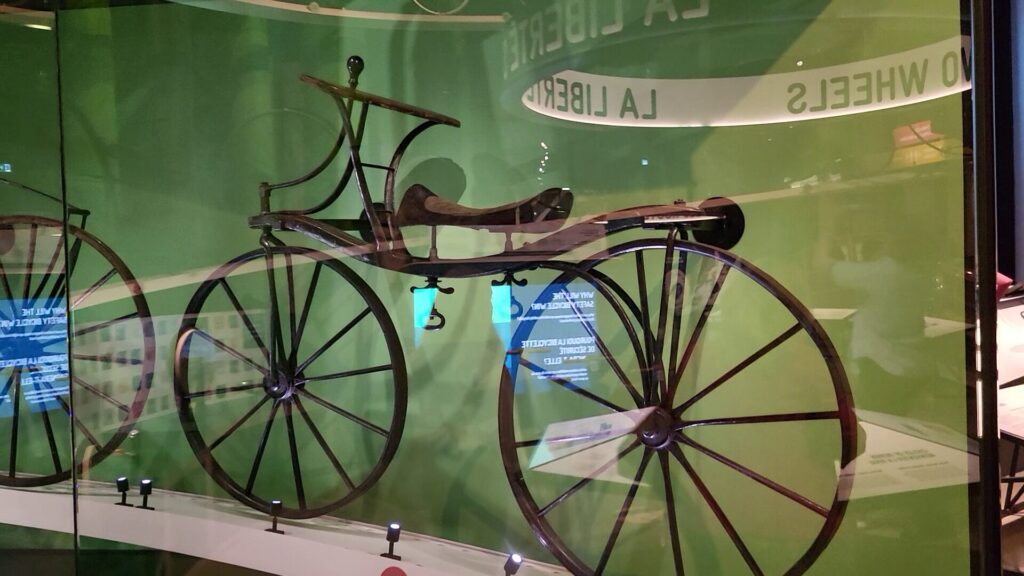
[411,277,453,332]
[410,276,455,295]
[491,271,528,288]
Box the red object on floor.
[381,567,407,576]
[998,272,1014,300]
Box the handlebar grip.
[347,55,364,88]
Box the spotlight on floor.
[381,522,402,560]
[138,479,154,510]
[265,500,284,534]
[504,553,523,576]
[114,476,133,507]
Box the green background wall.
[0,0,976,574]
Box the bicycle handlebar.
[299,74,461,128]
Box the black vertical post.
[971,0,1002,573]
[51,3,81,573]
[994,0,1016,278]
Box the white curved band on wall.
[520,36,972,127]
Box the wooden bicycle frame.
[250,59,737,281]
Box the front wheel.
[175,246,406,519]
[498,237,855,576]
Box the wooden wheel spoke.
[28,231,63,308]
[45,384,102,450]
[669,444,762,575]
[674,323,801,417]
[297,388,388,437]
[284,402,306,509]
[680,411,840,429]
[0,253,17,316]
[8,369,21,476]
[668,264,729,403]
[31,381,63,475]
[71,268,116,311]
[184,382,262,400]
[41,238,80,309]
[72,353,143,367]
[245,400,280,494]
[538,440,640,518]
[73,376,130,413]
[518,356,627,413]
[220,279,270,363]
[73,312,139,338]
[557,286,644,407]
[516,438,543,449]
[45,273,66,308]
[634,252,656,401]
[659,451,685,575]
[516,427,626,450]
[595,448,654,575]
[186,329,267,375]
[0,370,15,406]
[298,364,392,385]
[21,224,37,300]
[264,252,289,373]
[677,434,828,517]
[291,262,322,367]
[283,254,298,354]
[296,307,371,374]
[667,252,687,388]
[294,395,356,491]
[209,396,271,451]
[526,433,631,475]
[653,231,679,400]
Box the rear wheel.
[498,236,855,576]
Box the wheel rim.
[498,237,855,576]
[175,246,406,518]
[0,215,154,487]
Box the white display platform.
[0,481,567,576]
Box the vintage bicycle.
[0,177,154,487]
[173,56,856,576]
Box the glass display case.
[0,0,999,574]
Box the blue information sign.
[0,298,69,414]
[494,281,598,391]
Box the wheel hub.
[637,408,676,449]
[265,372,296,400]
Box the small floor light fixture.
[504,553,523,576]
[380,522,401,561]
[265,500,284,534]
[115,476,133,507]
[138,479,154,510]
